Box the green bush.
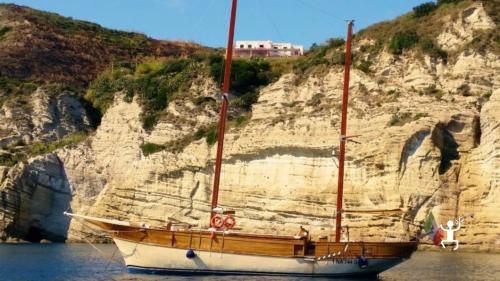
[388,30,420,55]
[208,56,277,110]
[413,2,437,18]
[356,60,372,73]
[327,38,345,48]
[84,66,134,114]
[414,112,429,120]
[292,40,350,74]
[0,76,41,96]
[140,142,166,156]
[387,112,413,126]
[86,58,202,130]
[210,57,275,96]
[29,132,88,156]
[20,82,38,94]
[420,38,448,60]
[0,152,25,167]
[205,126,217,145]
[0,26,12,40]
[422,85,445,99]
[87,51,282,131]
[142,114,158,131]
[193,125,218,145]
[194,127,207,140]
[331,51,346,65]
[388,112,429,126]
[235,115,249,127]
[232,91,259,110]
[135,61,164,76]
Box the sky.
[1,0,431,49]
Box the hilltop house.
[234,40,304,57]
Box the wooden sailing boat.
[66,0,418,276]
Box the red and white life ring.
[210,215,224,228]
[223,215,236,228]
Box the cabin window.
[240,44,244,48]
[259,44,264,48]
[273,46,278,49]
[248,44,252,48]
[284,46,288,49]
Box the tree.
[413,2,437,18]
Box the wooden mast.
[210,0,238,223]
[335,20,354,243]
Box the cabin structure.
[234,40,304,57]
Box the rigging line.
[293,0,345,24]
[257,0,285,43]
[80,234,123,265]
[187,0,217,43]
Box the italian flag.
[423,211,444,246]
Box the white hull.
[114,238,406,277]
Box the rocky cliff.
[0,1,498,251]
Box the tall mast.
[335,20,354,243]
[210,0,238,223]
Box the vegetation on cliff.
[0,3,200,164]
[0,4,199,86]
[294,0,497,76]
[85,52,281,130]
[0,132,89,166]
[0,0,497,163]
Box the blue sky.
[1,0,431,48]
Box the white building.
[234,40,304,57]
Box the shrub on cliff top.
[87,51,282,131]
[413,2,437,18]
[326,38,345,48]
[292,37,347,75]
[388,30,420,55]
[210,56,277,110]
[210,56,276,96]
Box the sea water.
[0,244,498,281]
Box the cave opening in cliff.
[432,123,460,175]
[25,226,44,243]
[473,116,482,147]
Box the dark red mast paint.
[210,0,238,223]
[335,20,354,243]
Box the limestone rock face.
[0,153,72,242]
[0,2,498,252]
[437,3,495,51]
[0,87,92,147]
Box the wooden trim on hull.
[78,216,417,259]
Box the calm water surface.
[0,244,498,281]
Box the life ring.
[211,215,224,228]
[223,215,236,228]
